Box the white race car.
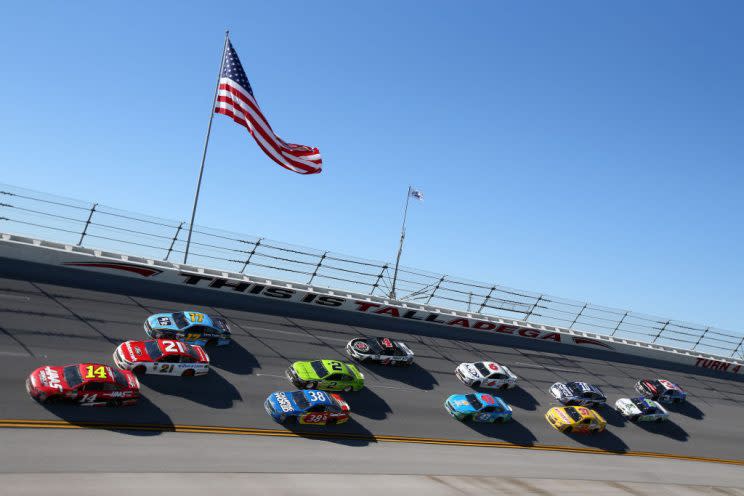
[114,339,209,377]
[455,361,518,390]
[615,397,669,422]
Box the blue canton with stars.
[221,40,253,96]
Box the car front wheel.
[343,385,353,393]
[305,382,317,389]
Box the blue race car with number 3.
[144,311,231,347]
[444,393,513,423]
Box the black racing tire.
[342,385,353,393]
[181,369,195,378]
[132,365,147,376]
[499,384,509,391]
[472,380,481,388]
[656,417,665,423]
[560,425,570,433]
[630,415,640,422]
[206,339,218,347]
[108,399,123,408]
[305,382,317,389]
[280,415,297,425]
[42,395,61,405]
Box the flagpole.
[184,30,230,264]
[389,186,412,299]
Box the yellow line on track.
[1,419,742,466]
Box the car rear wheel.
[182,369,195,377]
[108,399,122,407]
[342,385,353,393]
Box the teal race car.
[444,393,513,423]
[144,311,231,347]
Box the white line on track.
[246,326,349,343]
[0,351,30,357]
[255,373,424,392]
[513,362,579,374]
[0,293,30,302]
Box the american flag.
[215,40,322,175]
[410,189,424,201]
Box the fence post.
[477,285,496,313]
[78,203,98,246]
[730,335,744,359]
[308,251,328,284]
[164,222,184,261]
[652,320,671,343]
[240,238,263,274]
[425,275,447,305]
[569,303,588,329]
[371,264,389,295]
[467,292,473,313]
[611,311,629,336]
[692,327,710,351]
[523,295,543,321]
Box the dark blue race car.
[264,389,350,425]
[144,311,231,347]
[444,393,513,423]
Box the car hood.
[30,365,69,393]
[447,395,477,414]
[147,313,180,331]
[616,398,640,414]
[292,361,320,380]
[268,391,302,415]
[118,341,152,363]
[551,383,571,398]
[458,364,480,379]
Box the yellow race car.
[545,406,606,434]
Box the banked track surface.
[0,276,743,465]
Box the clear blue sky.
[1,1,742,331]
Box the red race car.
[114,339,210,377]
[26,363,140,406]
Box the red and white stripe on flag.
[216,79,322,174]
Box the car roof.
[320,359,350,374]
[77,363,117,383]
[179,311,216,327]
[479,361,503,373]
[302,390,335,406]
[152,339,192,356]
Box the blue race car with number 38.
[444,393,513,423]
[144,311,231,347]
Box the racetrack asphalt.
[0,275,743,464]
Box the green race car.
[286,359,365,392]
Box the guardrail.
[1,183,742,360]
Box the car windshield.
[112,369,129,387]
[212,318,230,334]
[309,361,328,378]
[568,383,588,395]
[172,313,190,329]
[63,366,83,388]
[291,391,309,410]
[474,363,490,376]
[144,341,163,360]
[564,407,583,422]
[465,394,483,410]
[186,345,201,361]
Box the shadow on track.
[462,418,538,446]
[667,401,705,420]
[635,420,689,441]
[283,418,376,447]
[564,428,629,452]
[345,387,392,420]
[41,395,174,436]
[599,405,627,427]
[475,387,539,412]
[138,368,242,409]
[360,362,438,391]
[206,340,259,376]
